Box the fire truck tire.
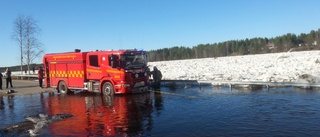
[58,81,69,94]
[102,82,114,96]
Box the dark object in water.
[0,113,73,135]
[6,90,15,94]
[233,84,263,90]
[0,121,34,133]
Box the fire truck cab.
[43,49,149,95]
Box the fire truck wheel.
[102,82,114,96]
[58,81,69,94]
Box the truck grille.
[131,72,145,78]
[134,81,145,88]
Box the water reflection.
[3,84,320,136]
[45,92,159,136]
[153,92,163,116]
[7,96,14,109]
[0,96,4,110]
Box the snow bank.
[149,51,320,83]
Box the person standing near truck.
[38,66,44,88]
[151,66,162,90]
[5,68,13,89]
[0,72,3,90]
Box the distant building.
[312,41,317,46]
[266,42,275,49]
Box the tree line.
[148,29,320,62]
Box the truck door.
[87,55,101,80]
[44,61,50,87]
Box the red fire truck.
[43,49,149,95]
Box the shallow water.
[1,85,320,136]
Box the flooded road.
[1,85,320,136]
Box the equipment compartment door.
[67,63,85,88]
[48,63,58,87]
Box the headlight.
[135,73,139,78]
[144,72,147,76]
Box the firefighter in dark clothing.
[38,66,44,88]
[5,68,13,89]
[0,73,3,90]
[151,66,162,90]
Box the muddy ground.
[0,79,55,96]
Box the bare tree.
[12,15,25,75]
[24,16,44,74]
[12,15,44,75]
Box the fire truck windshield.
[120,54,147,69]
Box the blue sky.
[1,0,320,67]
